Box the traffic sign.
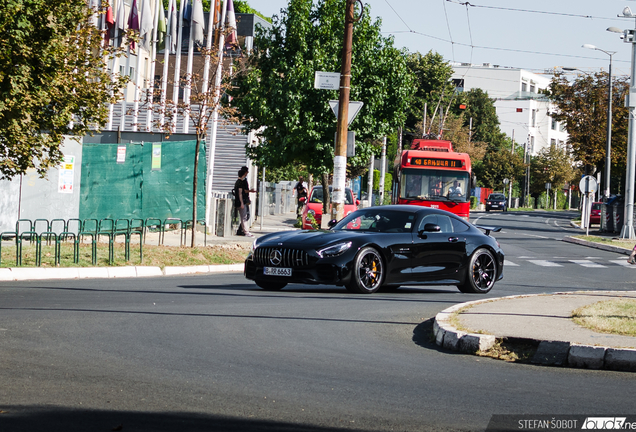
[579,175,598,194]
[329,100,364,126]
[314,72,340,90]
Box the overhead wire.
[445,0,617,21]
[442,0,456,62]
[379,0,630,69]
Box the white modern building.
[451,64,568,156]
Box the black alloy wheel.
[457,248,496,294]
[346,247,384,294]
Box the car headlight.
[317,241,352,258]
[308,209,316,216]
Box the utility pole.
[379,137,386,204]
[621,20,636,239]
[332,0,356,222]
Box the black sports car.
[244,205,504,294]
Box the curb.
[0,263,244,281]
[562,236,631,255]
[433,293,636,372]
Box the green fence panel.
[79,140,206,222]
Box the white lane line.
[610,259,636,268]
[518,256,535,259]
[504,260,519,267]
[569,260,606,268]
[522,233,549,239]
[528,260,562,267]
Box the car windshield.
[592,203,602,210]
[489,194,505,200]
[333,209,416,233]
[310,187,354,205]
[400,168,470,202]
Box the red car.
[301,185,359,229]
[590,202,602,225]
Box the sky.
[245,0,636,78]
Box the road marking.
[504,260,519,267]
[522,233,549,239]
[610,259,636,268]
[528,260,562,267]
[569,260,606,268]
[518,256,535,259]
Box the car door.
[407,214,466,283]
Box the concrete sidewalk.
[434,291,636,372]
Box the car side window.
[418,214,453,233]
[451,218,470,233]
[418,215,437,232]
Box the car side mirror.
[356,199,360,205]
[328,219,338,229]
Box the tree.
[529,145,578,196]
[0,2,128,179]
[457,88,507,149]
[547,70,629,192]
[231,0,416,183]
[477,141,525,191]
[404,51,455,136]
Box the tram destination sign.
[410,157,464,168]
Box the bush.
[470,196,479,209]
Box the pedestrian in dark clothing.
[235,166,256,237]
[294,176,308,216]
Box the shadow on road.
[0,406,384,432]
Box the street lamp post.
[608,10,636,239]
[582,44,615,201]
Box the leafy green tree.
[529,145,578,196]
[404,51,455,135]
[547,71,628,192]
[0,2,128,179]
[231,0,416,183]
[476,140,525,190]
[457,88,506,149]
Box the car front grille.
[254,247,311,268]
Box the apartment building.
[451,64,568,156]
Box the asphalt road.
[1,210,635,432]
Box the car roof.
[311,185,353,191]
[356,204,458,217]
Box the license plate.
[492,205,499,207]
[264,267,292,276]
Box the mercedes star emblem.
[269,249,282,266]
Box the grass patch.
[572,235,634,250]
[0,241,249,269]
[572,299,636,337]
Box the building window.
[530,82,536,93]
[129,67,135,78]
[452,78,464,92]
[521,82,528,92]
[551,117,557,130]
[551,139,556,148]
[532,109,536,127]
[530,136,535,154]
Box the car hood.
[256,229,367,249]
